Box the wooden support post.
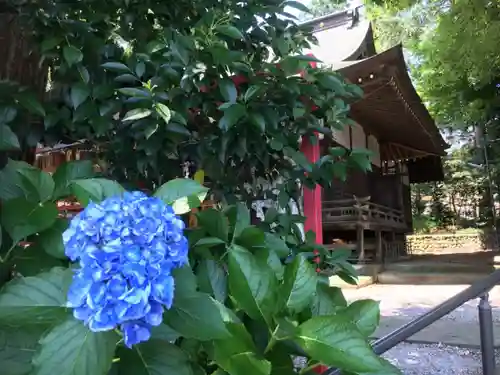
[301,135,323,245]
[376,230,382,263]
[357,225,365,263]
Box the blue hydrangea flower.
[63,191,188,347]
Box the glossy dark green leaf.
[219,79,238,103]
[155,102,171,123]
[135,62,146,78]
[116,339,192,375]
[228,245,277,324]
[0,267,71,326]
[244,85,260,102]
[154,178,208,214]
[216,25,244,40]
[317,74,347,95]
[219,104,246,130]
[235,226,265,250]
[123,108,152,122]
[279,254,317,313]
[164,292,230,340]
[32,318,118,375]
[52,160,94,199]
[172,265,198,296]
[70,178,124,206]
[0,124,20,150]
[249,113,266,132]
[10,244,64,277]
[118,87,151,97]
[70,83,90,109]
[197,259,227,303]
[1,199,58,244]
[295,315,385,373]
[62,45,83,67]
[340,299,380,337]
[150,324,180,343]
[101,62,131,72]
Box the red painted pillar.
[301,135,323,245]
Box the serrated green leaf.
[0,124,20,150]
[123,108,152,121]
[63,46,83,67]
[70,178,124,206]
[340,299,380,337]
[116,339,193,375]
[32,318,118,375]
[0,267,71,326]
[52,160,94,199]
[311,283,347,316]
[197,259,228,303]
[216,25,244,40]
[228,245,277,324]
[16,167,55,203]
[154,178,208,214]
[0,326,47,375]
[1,199,58,244]
[155,102,171,123]
[295,315,385,373]
[279,254,317,313]
[214,323,271,375]
[164,292,230,340]
[38,219,69,259]
[70,83,90,109]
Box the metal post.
[478,293,496,375]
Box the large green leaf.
[117,339,193,375]
[0,326,47,375]
[63,46,83,67]
[38,218,69,259]
[279,254,317,313]
[10,244,65,277]
[214,323,271,375]
[164,292,230,340]
[15,92,46,117]
[294,315,385,373]
[1,199,58,244]
[197,259,227,303]
[264,233,290,258]
[52,160,94,199]
[32,318,118,375]
[340,299,380,337]
[154,178,209,214]
[0,267,71,326]
[232,202,250,239]
[71,178,125,206]
[219,79,238,103]
[197,209,228,242]
[0,124,20,150]
[227,245,277,324]
[16,168,55,203]
[311,283,347,316]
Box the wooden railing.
[322,197,406,228]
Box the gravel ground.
[383,343,499,375]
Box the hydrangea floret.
[63,191,188,347]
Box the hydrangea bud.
[63,191,188,347]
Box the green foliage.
[0,0,395,374]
